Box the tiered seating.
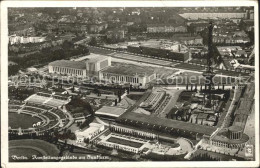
[48,120,59,127]
[37,92,52,97]
[141,93,156,107]
[9,92,74,135]
[27,94,49,104]
[140,91,166,112]
[26,102,52,110]
[144,93,156,102]
[72,113,84,118]
[9,100,25,105]
[43,111,57,121]
[51,109,67,119]
[53,95,69,101]
[155,95,171,114]
[8,105,21,110]
[45,99,67,107]
[23,106,44,113]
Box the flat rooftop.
[75,123,103,137]
[128,39,187,52]
[118,111,216,135]
[101,63,155,77]
[95,106,126,118]
[49,60,86,69]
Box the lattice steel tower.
[202,21,216,106]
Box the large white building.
[99,63,156,87]
[95,106,126,120]
[9,35,46,45]
[48,54,111,77]
[75,122,105,143]
[48,54,156,87]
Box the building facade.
[9,36,46,45]
[48,55,111,77]
[99,71,156,87]
[147,24,187,33]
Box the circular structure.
[228,125,243,140]
[9,139,60,162]
[9,112,42,129]
[8,102,73,135]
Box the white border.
[1,1,259,168]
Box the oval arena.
[8,99,73,135]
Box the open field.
[88,46,115,55]
[9,139,60,162]
[9,112,41,129]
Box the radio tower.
[202,21,216,107]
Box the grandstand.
[25,91,71,108]
[8,99,73,135]
[140,90,166,112]
[155,94,171,115]
[44,98,69,107]
[37,92,52,97]
[25,94,49,104]
[50,108,68,120]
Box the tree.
[64,139,68,148]
[118,90,121,102]
[84,138,89,144]
[70,144,74,152]
[89,37,97,46]
[115,99,117,106]
[62,40,73,49]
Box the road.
[220,89,239,129]
[210,89,239,139]
[243,101,255,146]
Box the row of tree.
[8,41,89,76]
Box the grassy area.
[9,112,41,129]
[9,139,60,162]
[88,46,114,55]
[107,136,144,148]
[126,94,144,101]
[9,147,43,159]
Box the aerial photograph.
[6,6,256,162]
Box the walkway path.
[95,117,109,126]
